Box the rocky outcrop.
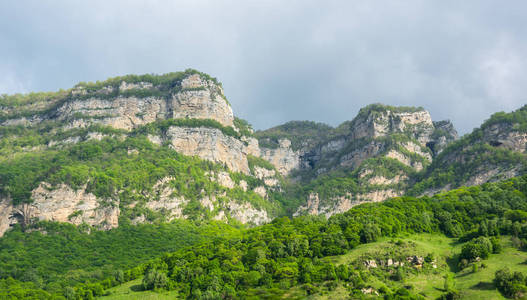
[56,96,168,130]
[385,150,424,171]
[287,106,459,217]
[129,176,272,227]
[260,139,301,175]
[350,108,434,146]
[31,183,120,229]
[482,123,527,153]
[0,183,120,237]
[462,167,522,187]
[160,126,250,174]
[339,140,386,169]
[221,201,271,225]
[0,197,14,237]
[172,74,234,127]
[2,72,234,131]
[294,189,400,218]
[429,120,458,155]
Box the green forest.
[2,175,527,299]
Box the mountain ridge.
[1,70,526,236]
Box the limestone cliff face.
[0,183,120,237]
[2,73,234,130]
[350,109,434,145]
[259,139,301,175]
[481,123,527,153]
[56,75,233,130]
[430,120,458,155]
[418,113,527,195]
[129,176,271,226]
[154,126,251,174]
[0,198,14,237]
[31,183,120,229]
[293,189,400,218]
[0,71,284,237]
[297,107,451,177]
[172,74,234,127]
[291,105,457,217]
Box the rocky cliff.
[0,70,283,236]
[411,105,527,195]
[2,69,525,235]
[291,106,447,216]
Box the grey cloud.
[1,0,526,134]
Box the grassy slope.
[100,278,179,300]
[283,234,526,300]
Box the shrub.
[460,237,493,261]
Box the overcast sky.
[1,1,526,134]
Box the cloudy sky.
[1,1,526,134]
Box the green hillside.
[4,175,526,299]
[2,71,527,300]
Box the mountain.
[411,106,527,195]
[1,70,526,238]
[2,70,527,299]
[0,70,290,236]
[257,104,458,217]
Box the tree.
[142,270,168,290]
[361,223,381,243]
[461,237,493,261]
[114,270,124,284]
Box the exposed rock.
[367,175,407,185]
[361,287,379,296]
[350,108,434,145]
[200,196,216,211]
[239,180,248,192]
[253,186,267,198]
[253,166,276,180]
[224,201,270,225]
[171,78,234,127]
[356,189,400,204]
[217,172,235,189]
[260,139,300,175]
[403,141,432,161]
[364,260,378,268]
[0,197,14,237]
[3,73,234,132]
[463,167,522,187]
[56,96,168,130]
[164,126,250,174]
[294,189,400,218]
[483,123,527,153]
[294,193,321,216]
[339,140,386,169]
[147,134,163,145]
[146,177,188,221]
[31,183,119,229]
[429,120,458,155]
[0,183,121,236]
[119,81,153,91]
[385,150,424,171]
[264,178,279,187]
[244,137,261,157]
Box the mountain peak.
[1,69,234,130]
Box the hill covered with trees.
[1,70,527,299]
